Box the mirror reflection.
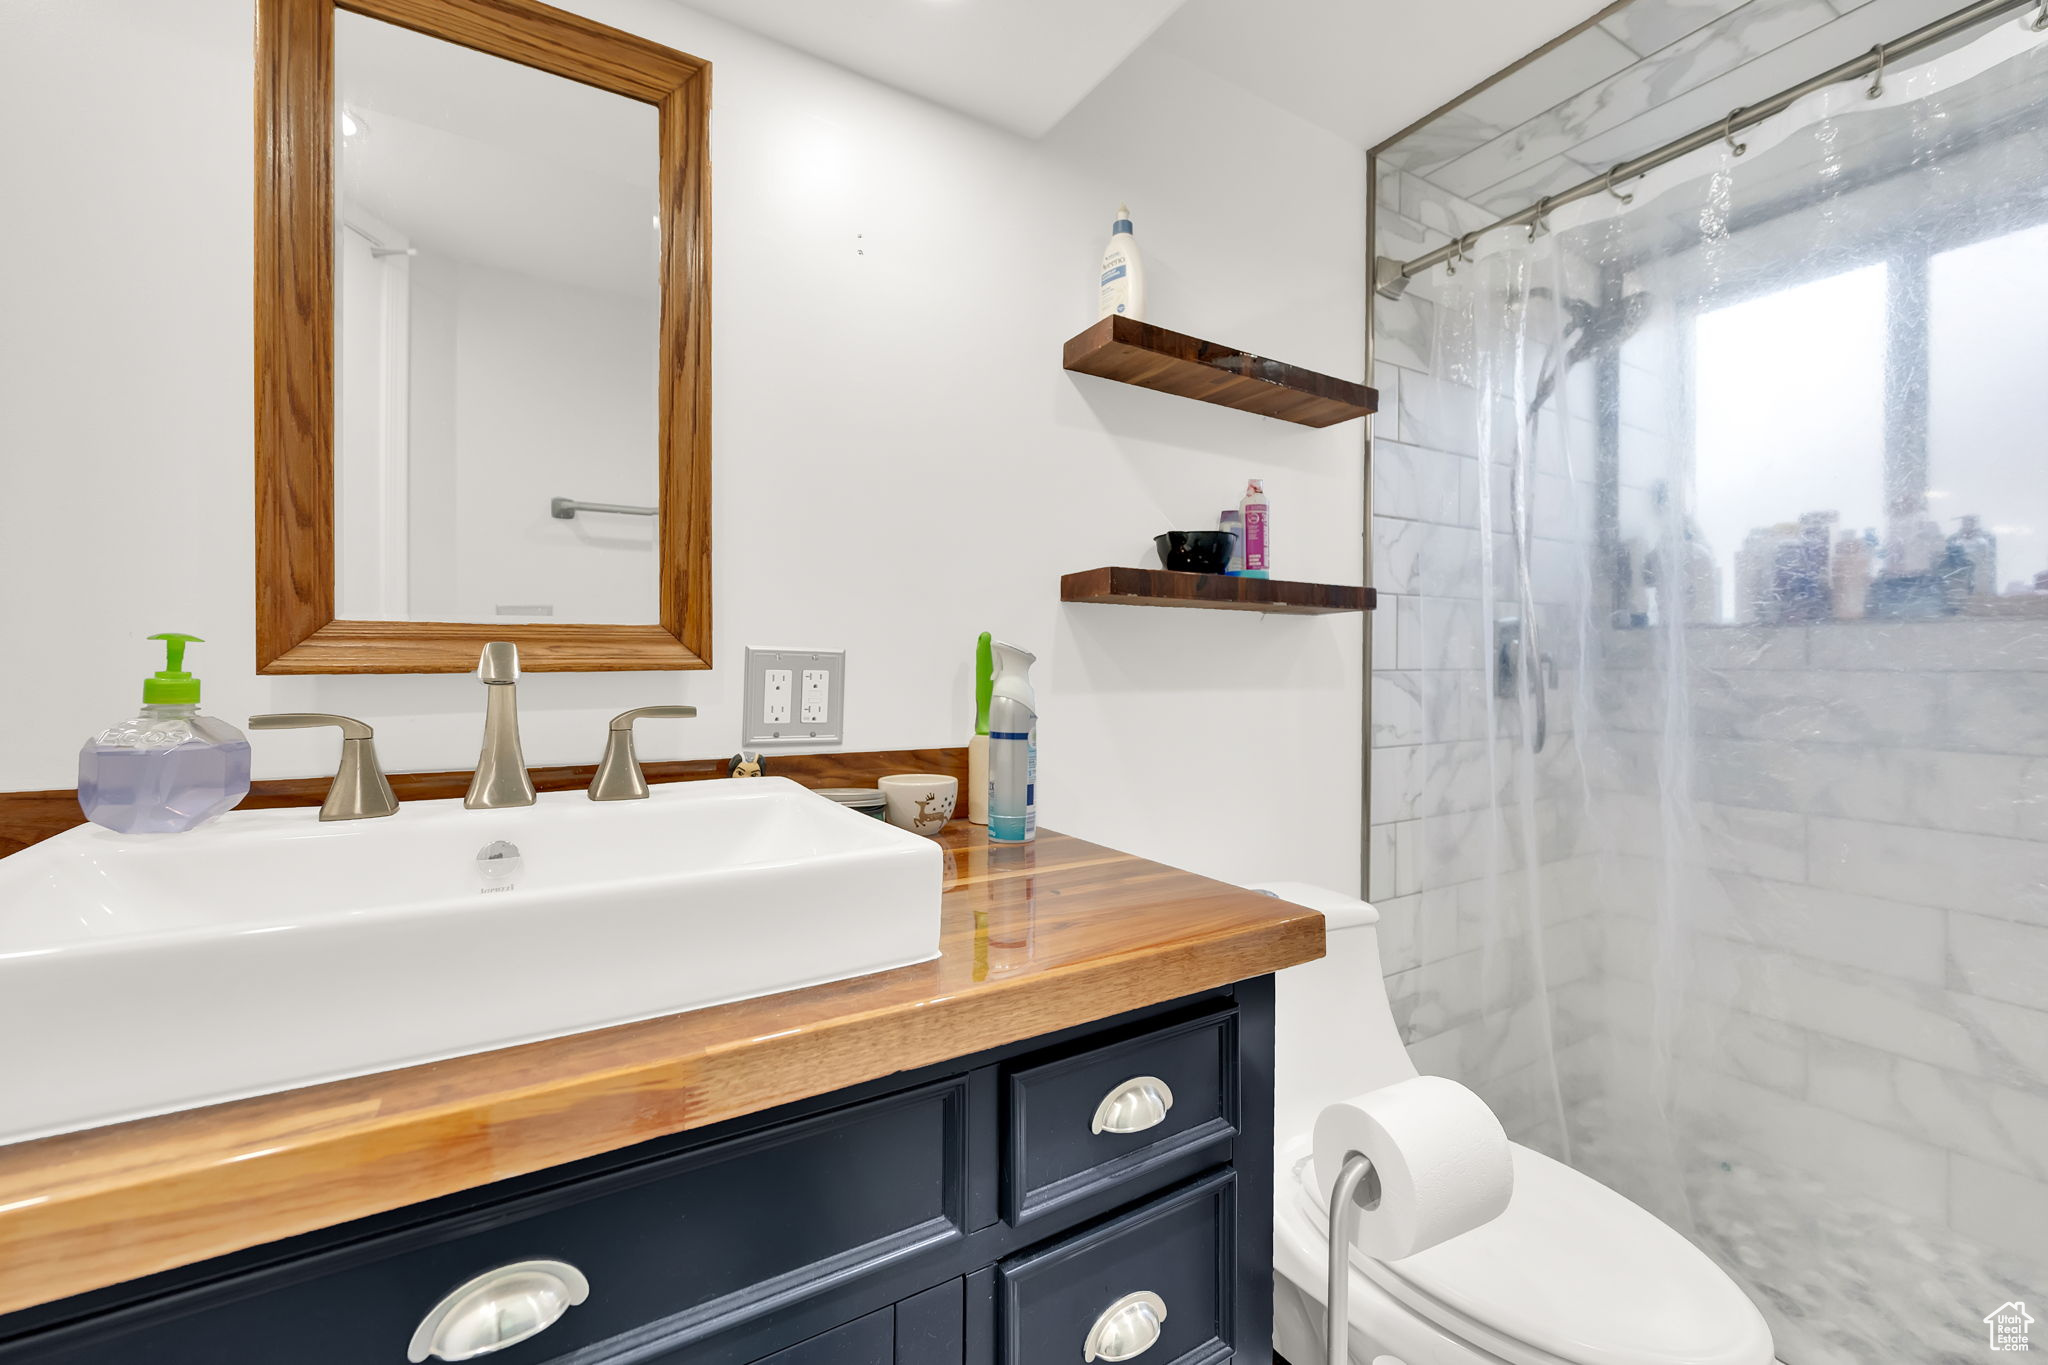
[333,11,661,626]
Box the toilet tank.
[1245,883,1418,1144]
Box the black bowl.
[1154,530,1238,574]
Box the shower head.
[1525,288,1657,420]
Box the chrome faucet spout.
[466,642,537,809]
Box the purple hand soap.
[78,633,250,834]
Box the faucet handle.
[248,713,399,821]
[589,705,699,802]
[477,641,519,684]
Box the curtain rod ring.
[1604,167,1636,205]
[1527,197,1553,241]
[1724,106,1748,156]
[2029,2,2047,30]
[1867,42,1887,99]
[1445,232,1473,276]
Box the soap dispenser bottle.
[986,641,1037,844]
[78,633,251,834]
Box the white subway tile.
[1705,873,1946,985]
[1368,824,1399,902]
[1811,817,2048,928]
[1389,820,1422,898]
[1806,619,2048,672]
[1374,287,1435,372]
[1407,1004,1560,1097]
[1372,892,1422,976]
[1373,518,1480,599]
[1692,738,2028,839]
[2022,758,2048,843]
[1691,940,1987,1076]
[1419,667,1488,744]
[1689,669,1946,748]
[1372,672,1425,747]
[1683,625,1810,669]
[1942,671,2048,757]
[1372,440,1464,526]
[1370,744,1421,824]
[1591,792,1806,882]
[1393,170,1496,239]
[1807,1037,2048,1181]
[1954,994,2048,1095]
[1416,809,1509,888]
[1950,1154,2048,1262]
[1698,802,1809,883]
[1679,1072,1949,1222]
[1675,1009,1809,1097]
[1367,821,1423,904]
[1394,596,1486,671]
[1950,912,2048,1012]
[1384,948,1487,1045]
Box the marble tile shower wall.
[1373,157,2047,1269]
[1584,620,2048,1269]
[1376,0,1964,219]
[1370,169,1614,1152]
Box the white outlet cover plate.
[744,647,846,746]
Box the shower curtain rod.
[1376,0,2045,297]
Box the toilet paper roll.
[1313,1075,1513,1261]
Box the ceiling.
[338,9,658,298]
[671,0,1614,147]
[671,0,1188,138]
[1147,0,1616,149]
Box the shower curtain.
[1400,15,2048,1363]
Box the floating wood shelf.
[1061,567,1374,615]
[1062,316,1377,428]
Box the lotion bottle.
[986,640,1037,844]
[1098,205,1145,321]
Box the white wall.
[0,0,1366,893]
[429,258,659,625]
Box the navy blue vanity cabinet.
[0,979,1275,1365]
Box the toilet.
[1251,883,1776,1365]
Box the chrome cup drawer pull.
[407,1259,591,1362]
[1084,1290,1168,1362]
[1091,1076,1174,1135]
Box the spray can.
[1239,480,1271,579]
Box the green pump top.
[142,633,206,705]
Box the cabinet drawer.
[749,1307,892,1365]
[996,1172,1236,1365]
[1004,1005,1237,1223]
[0,1079,969,1365]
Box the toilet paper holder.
[1324,1150,1380,1365]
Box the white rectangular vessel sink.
[0,777,941,1146]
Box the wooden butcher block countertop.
[0,823,1324,1316]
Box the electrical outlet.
[800,669,830,724]
[744,647,846,745]
[763,669,793,725]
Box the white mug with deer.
[878,774,958,837]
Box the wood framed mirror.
[256,0,710,673]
